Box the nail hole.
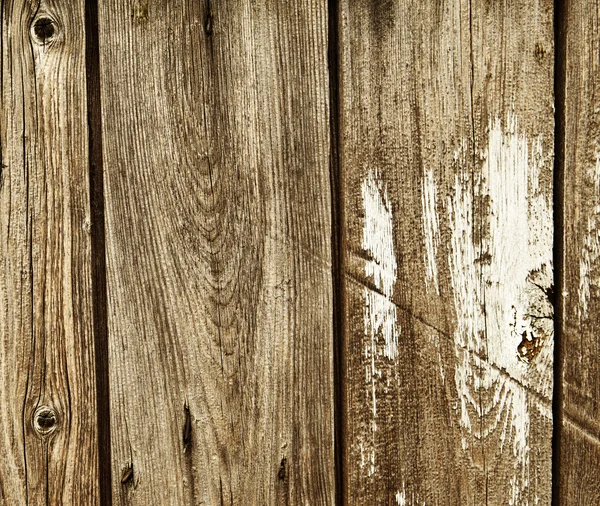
[121,463,134,484]
[205,9,213,36]
[33,406,58,436]
[182,402,192,451]
[278,457,286,481]
[32,17,56,44]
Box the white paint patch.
[363,171,397,299]
[448,112,553,505]
[396,484,406,506]
[364,290,398,362]
[359,442,365,470]
[360,169,399,478]
[357,434,375,477]
[395,483,426,506]
[421,168,440,294]
[578,151,600,321]
[535,401,553,421]
[482,114,553,388]
[367,449,375,477]
[362,169,399,360]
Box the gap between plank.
[327,0,346,504]
[84,1,112,504]
[552,0,567,504]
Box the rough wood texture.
[338,0,554,503]
[560,0,600,501]
[0,1,99,504]
[559,423,600,503]
[98,1,335,504]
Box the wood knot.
[131,1,148,23]
[31,16,57,45]
[33,406,59,436]
[517,330,544,364]
[534,43,546,61]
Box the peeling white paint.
[395,483,426,506]
[421,167,440,294]
[360,169,400,478]
[396,485,406,506]
[364,290,398,363]
[362,169,399,361]
[359,441,365,469]
[357,435,375,477]
[448,112,553,505]
[578,151,600,321]
[367,449,375,477]
[535,401,553,420]
[482,114,553,388]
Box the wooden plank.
[98,1,335,504]
[559,422,600,503]
[0,1,99,505]
[560,0,600,501]
[338,0,554,503]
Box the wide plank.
[338,0,554,503]
[560,0,600,501]
[98,0,335,504]
[0,1,99,504]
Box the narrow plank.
[0,1,99,504]
[98,1,335,504]
[560,422,600,503]
[560,0,600,501]
[338,0,554,503]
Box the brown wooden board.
[98,0,335,504]
[338,0,554,503]
[560,0,600,501]
[0,1,99,504]
[559,422,600,503]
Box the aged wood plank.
[560,0,600,501]
[98,0,335,504]
[0,1,99,504]
[559,422,600,503]
[338,0,554,503]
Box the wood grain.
[0,1,99,504]
[338,0,554,503]
[98,0,335,504]
[560,0,600,501]
[559,422,600,503]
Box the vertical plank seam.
[84,1,112,504]
[552,0,567,504]
[327,0,346,504]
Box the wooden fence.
[0,0,597,504]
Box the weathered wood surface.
[338,0,554,503]
[560,0,600,502]
[4,0,600,503]
[0,1,99,505]
[98,0,335,504]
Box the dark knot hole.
[33,406,58,436]
[32,17,55,43]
